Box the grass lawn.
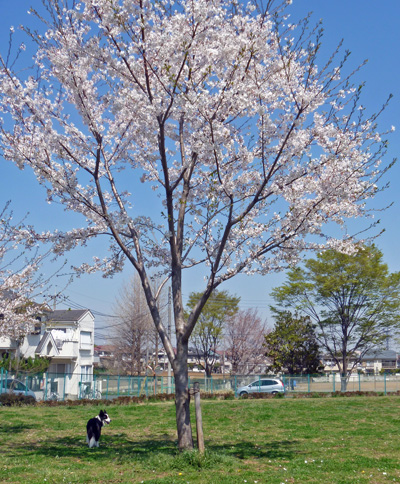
[2,395,400,484]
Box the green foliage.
[0,355,51,373]
[186,290,240,376]
[264,311,321,374]
[271,245,400,377]
[186,290,240,329]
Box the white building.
[0,308,95,399]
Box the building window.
[81,365,92,382]
[80,331,92,349]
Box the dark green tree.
[271,245,400,390]
[264,312,321,374]
[186,290,239,377]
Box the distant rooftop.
[45,309,91,322]
[363,349,397,360]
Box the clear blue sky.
[0,1,399,343]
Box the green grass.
[2,396,400,483]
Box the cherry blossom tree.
[0,202,61,340]
[224,308,268,375]
[0,0,393,449]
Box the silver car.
[237,378,284,396]
[0,378,36,400]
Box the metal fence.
[2,368,400,402]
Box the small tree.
[271,246,400,390]
[186,290,239,377]
[264,311,321,374]
[224,309,267,375]
[0,0,393,449]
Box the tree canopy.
[0,0,393,448]
[271,245,400,388]
[186,290,239,376]
[264,311,321,374]
[225,308,267,375]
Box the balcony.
[52,339,79,359]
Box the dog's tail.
[88,436,97,448]
[86,430,97,448]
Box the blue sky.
[0,1,399,344]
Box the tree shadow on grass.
[7,433,177,462]
[0,423,38,435]
[6,431,299,465]
[208,439,300,461]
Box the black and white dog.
[86,410,111,448]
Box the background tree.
[186,290,239,377]
[271,246,400,390]
[110,274,153,376]
[224,308,267,375]
[264,311,321,374]
[0,0,392,449]
[111,273,168,376]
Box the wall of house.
[1,310,95,399]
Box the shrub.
[0,393,36,406]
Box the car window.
[6,380,25,391]
[262,380,277,386]
[250,381,260,387]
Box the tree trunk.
[340,356,348,392]
[340,373,348,392]
[174,339,194,451]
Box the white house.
[0,308,95,399]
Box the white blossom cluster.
[0,203,57,339]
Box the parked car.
[0,378,36,400]
[237,378,284,396]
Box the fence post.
[358,372,361,392]
[308,374,310,393]
[62,373,66,401]
[384,373,387,395]
[332,373,335,393]
[93,374,96,398]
